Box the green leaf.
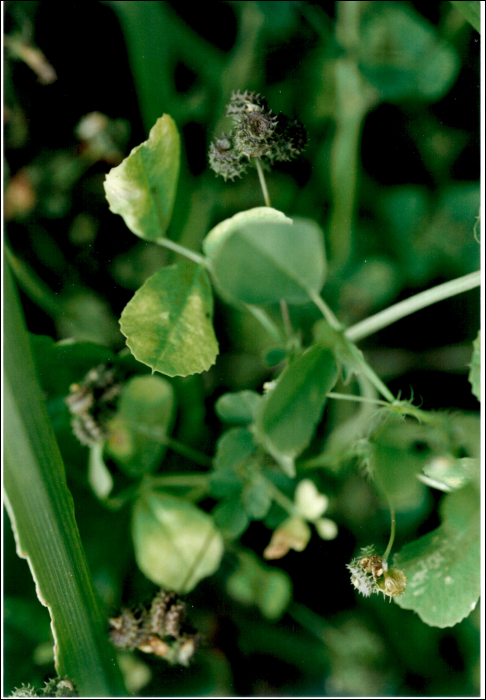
[450,1,480,33]
[104,114,180,241]
[212,497,249,539]
[371,413,480,509]
[242,475,273,520]
[4,262,126,696]
[215,390,262,424]
[468,331,480,401]
[359,5,459,102]
[120,260,219,377]
[132,490,224,593]
[226,550,292,620]
[256,345,337,476]
[202,206,292,257]
[208,218,327,306]
[393,485,480,627]
[214,427,258,471]
[105,375,175,477]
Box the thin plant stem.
[383,497,396,563]
[308,290,344,330]
[346,271,481,342]
[262,475,295,516]
[309,291,395,403]
[280,299,293,339]
[147,473,210,489]
[246,305,285,344]
[327,391,389,406]
[156,237,205,265]
[254,157,271,207]
[129,423,213,467]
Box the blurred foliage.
[4,1,480,697]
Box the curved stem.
[156,237,205,265]
[308,290,344,330]
[129,423,213,467]
[346,271,481,342]
[254,157,271,207]
[246,304,285,344]
[383,497,396,563]
[280,299,293,340]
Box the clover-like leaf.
[104,114,180,241]
[132,491,224,593]
[207,218,326,306]
[393,484,480,627]
[120,261,218,377]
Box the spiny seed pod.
[376,568,407,600]
[148,590,186,638]
[234,110,278,159]
[226,90,268,117]
[65,363,122,446]
[347,561,375,597]
[359,554,388,580]
[270,113,307,162]
[208,133,248,181]
[109,608,142,650]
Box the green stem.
[383,498,396,563]
[262,476,295,516]
[308,290,344,330]
[246,304,285,344]
[327,391,389,406]
[156,236,205,265]
[309,291,395,403]
[280,299,293,340]
[129,423,213,467]
[254,157,271,207]
[5,243,64,318]
[346,271,481,342]
[147,473,210,489]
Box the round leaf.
[215,390,262,424]
[104,114,180,241]
[202,206,292,257]
[393,485,480,627]
[208,218,326,305]
[105,375,175,477]
[132,491,224,593]
[120,261,219,377]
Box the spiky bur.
[208,90,307,180]
[64,362,123,446]
[109,589,201,667]
[9,678,77,698]
[347,545,407,602]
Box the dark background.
[4,1,480,696]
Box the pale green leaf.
[120,261,218,377]
[132,491,224,593]
[468,331,480,401]
[105,375,175,477]
[208,218,326,306]
[88,443,113,499]
[394,485,480,627]
[242,475,272,520]
[256,345,337,475]
[202,206,292,257]
[215,390,262,424]
[104,114,180,240]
